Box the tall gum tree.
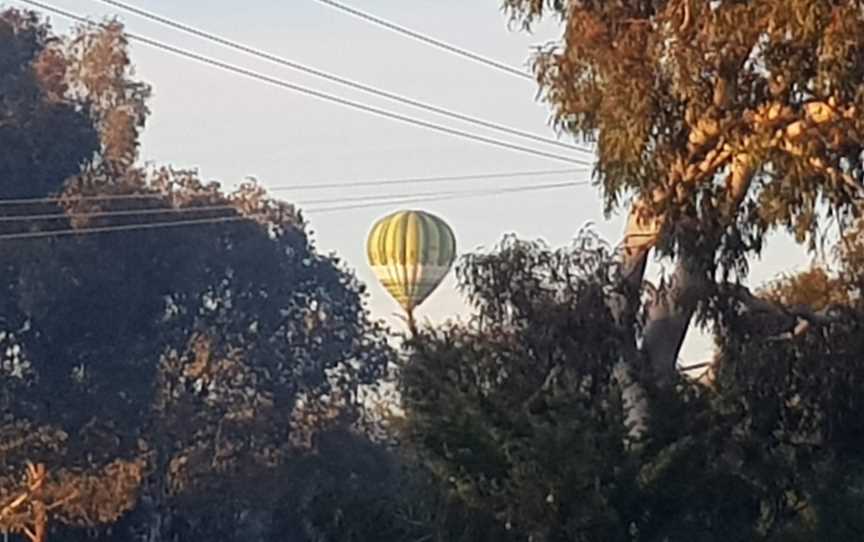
[502,1,864,396]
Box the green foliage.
[758,267,853,310]
[402,234,641,541]
[712,304,864,538]
[402,230,864,541]
[0,9,393,540]
[504,0,864,273]
[7,4,864,542]
[0,9,99,199]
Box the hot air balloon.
[367,210,456,331]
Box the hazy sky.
[17,0,812,363]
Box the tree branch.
[521,365,562,415]
[726,283,851,340]
[45,490,79,512]
[0,493,28,519]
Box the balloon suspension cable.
[406,308,418,337]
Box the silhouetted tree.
[0,11,392,542]
[403,225,864,541]
[402,233,642,541]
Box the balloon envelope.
[367,210,456,314]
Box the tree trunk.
[641,259,707,382]
[610,204,659,440]
[619,154,755,386]
[26,463,47,542]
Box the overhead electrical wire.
[0,192,162,205]
[19,0,589,166]
[269,167,589,191]
[6,3,593,237]
[301,180,584,205]
[307,180,585,213]
[0,181,583,240]
[0,167,588,206]
[0,204,237,222]
[311,0,533,81]
[0,180,588,223]
[94,0,593,156]
[0,215,251,241]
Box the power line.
[0,180,589,223]
[0,192,161,205]
[0,204,236,222]
[0,182,583,240]
[308,180,583,213]
[303,179,586,207]
[95,0,593,156]
[0,214,251,241]
[312,0,532,81]
[268,167,589,192]
[19,0,588,166]
[0,168,589,206]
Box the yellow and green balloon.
[367,210,456,327]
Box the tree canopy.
[507,0,863,249]
[497,0,864,384]
[0,10,392,541]
[4,3,864,542]
[402,227,864,541]
[399,3,864,539]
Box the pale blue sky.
[15,0,811,363]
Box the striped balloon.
[367,210,456,317]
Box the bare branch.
[45,490,79,512]
[0,493,28,519]
[726,283,853,342]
